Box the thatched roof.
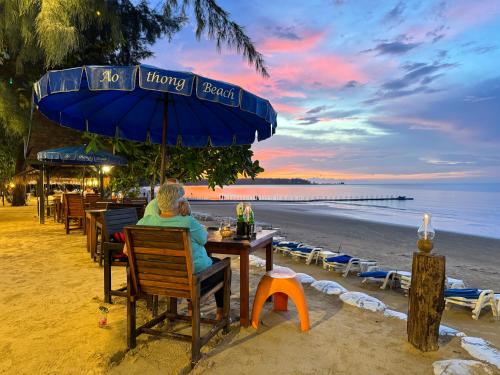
[25,112,87,162]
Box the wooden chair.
[123,197,148,205]
[124,225,231,367]
[100,208,138,302]
[84,193,102,209]
[63,193,85,234]
[106,202,146,219]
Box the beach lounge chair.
[124,225,231,367]
[324,255,377,277]
[290,246,323,263]
[100,208,138,303]
[495,294,500,317]
[444,289,497,320]
[274,241,303,256]
[312,243,343,266]
[395,272,465,294]
[359,270,400,289]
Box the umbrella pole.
[99,167,104,197]
[39,165,45,224]
[46,167,51,215]
[159,93,169,185]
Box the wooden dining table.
[205,229,276,327]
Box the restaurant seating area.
[35,191,281,366]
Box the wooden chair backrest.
[102,208,138,241]
[106,202,145,219]
[123,197,148,205]
[124,226,194,299]
[84,194,102,208]
[63,193,84,217]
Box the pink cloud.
[253,148,337,162]
[370,116,473,139]
[258,165,483,180]
[272,102,303,115]
[271,55,367,88]
[259,31,325,53]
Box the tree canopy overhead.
[0,0,270,202]
[0,0,267,75]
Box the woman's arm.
[189,217,208,245]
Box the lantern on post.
[407,213,445,352]
[417,213,435,253]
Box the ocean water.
[183,183,500,239]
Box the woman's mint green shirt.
[136,214,212,273]
[143,198,160,217]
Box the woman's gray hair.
[157,183,185,212]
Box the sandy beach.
[0,202,498,374]
[191,202,500,291]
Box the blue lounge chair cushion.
[444,288,481,298]
[278,242,300,248]
[294,247,315,253]
[325,255,352,264]
[359,271,389,279]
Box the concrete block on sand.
[461,337,500,369]
[433,359,495,375]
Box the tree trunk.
[12,142,26,206]
[407,252,446,352]
[149,179,155,201]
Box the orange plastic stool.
[251,270,310,332]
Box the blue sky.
[145,0,500,182]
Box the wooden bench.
[124,225,231,367]
[100,208,138,303]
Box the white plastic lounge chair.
[313,250,339,265]
[358,270,401,289]
[394,271,412,292]
[445,289,497,320]
[494,294,500,317]
[273,241,301,255]
[312,243,343,266]
[395,272,465,294]
[290,246,323,263]
[324,255,377,277]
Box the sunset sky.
[146,0,500,182]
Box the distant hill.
[185,178,313,186]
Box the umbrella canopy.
[33,65,277,147]
[37,145,128,166]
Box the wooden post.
[407,252,446,351]
[38,166,45,224]
[159,93,169,185]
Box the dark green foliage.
[85,135,263,196]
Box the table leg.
[90,216,96,261]
[265,240,273,272]
[240,249,250,327]
[104,248,111,303]
[86,214,91,252]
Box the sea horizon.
[142,181,500,240]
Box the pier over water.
[188,195,414,202]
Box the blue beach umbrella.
[33,65,278,183]
[37,145,128,166]
[37,145,128,199]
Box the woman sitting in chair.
[135,183,226,320]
